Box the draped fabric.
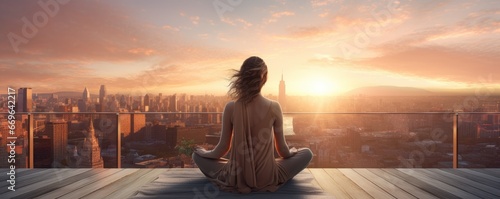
[209,101,289,193]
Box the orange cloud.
[0,0,243,93]
[221,17,253,29]
[267,11,295,23]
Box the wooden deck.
[1,168,500,198]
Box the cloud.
[267,11,295,23]
[162,25,180,32]
[287,25,334,38]
[0,0,162,62]
[309,2,499,85]
[220,17,253,29]
[277,1,409,39]
[0,0,244,93]
[190,16,200,25]
[354,46,500,84]
[310,0,341,8]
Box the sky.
[0,0,499,96]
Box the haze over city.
[1,0,498,96]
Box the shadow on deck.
[1,168,500,198]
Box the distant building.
[82,87,90,103]
[279,74,287,111]
[17,87,32,112]
[144,94,150,112]
[77,99,86,113]
[78,119,104,168]
[34,135,52,168]
[119,114,131,138]
[45,121,68,166]
[131,113,146,135]
[120,113,147,141]
[170,94,178,112]
[99,85,106,112]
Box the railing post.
[453,112,458,169]
[28,113,34,169]
[116,113,121,168]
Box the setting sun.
[300,75,339,96]
[311,80,330,95]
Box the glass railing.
[0,112,498,169]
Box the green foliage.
[175,138,196,156]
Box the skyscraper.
[45,121,68,166]
[83,87,90,103]
[99,85,106,112]
[170,94,178,112]
[18,87,32,112]
[144,94,150,112]
[78,119,104,168]
[279,73,287,111]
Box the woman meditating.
[192,56,313,193]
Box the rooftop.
[1,168,499,198]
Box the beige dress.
[193,100,313,193]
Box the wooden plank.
[84,169,167,199]
[398,169,481,199]
[56,169,139,199]
[419,169,498,199]
[368,169,438,199]
[355,169,416,199]
[323,169,372,199]
[382,169,458,199]
[304,169,323,190]
[460,169,500,183]
[2,169,89,198]
[433,169,500,197]
[441,169,500,190]
[339,169,395,199]
[33,169,122,199]
[472,169,500,176]
[0,169,59,192]
[12,169,104,199]
[304,169,351,199]
[0,169,41,182]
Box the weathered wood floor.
[1,168,499,198]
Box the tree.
[175,138,196,157]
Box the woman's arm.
[195,101,234,159]
[273,101,297,158]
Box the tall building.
[99,85,106,112]
[144,94,150,112]
[18,87,32,112]
[45,121,68,166]
[82,87,90,103]
[78,119,104,168]
[131,113,146,135]
[278,73,287,111]
[170,94,178,112]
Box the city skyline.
[1,0,499,96]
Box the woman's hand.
[289,147,298,156]
[194,146,215,159]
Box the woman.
[192,56,313,193]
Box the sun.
[305,76,338,96]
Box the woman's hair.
[228,56,268,103]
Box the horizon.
[1,1,499,96]
[2,85,497,97]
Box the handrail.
[4,111,500,114]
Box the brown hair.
[228,56,268,103]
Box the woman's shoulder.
[265,98,282,114]
[224,101,236,110]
